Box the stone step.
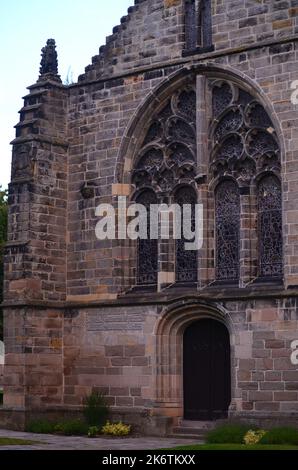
[168,434,206,441]
[169,420,218,441]
[178,420,217,430]
[172,427,208,437]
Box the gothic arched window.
[136,190,158,286]
[184,0,213,54]
[215,180,240,282]
[210,79,282,284]
[258,175,283,279]
[132,85,197,288]
[175,186,198,283]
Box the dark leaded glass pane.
[216,134,243,161]
[177,89,196,122]
[246,102,272,129]
[238,89,254,108]
[168,118,195,144]
[168,143,195,165]
[158,101,173,122]
[214,108,243,142]
[175,186,198,283]
[247,130,278,158]
[258,175,283,278]
[213,82,233,117]
[215,180,240,281]
[136,190,158,285]
[143,121,163,145]
[137,148,163,171]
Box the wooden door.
[183,319,231,420]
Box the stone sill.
[0,405,149,414]
[182,45,214,57]
[2,284,297,311]
[10,134,69,148]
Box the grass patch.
[171,424,298,450]
[260,427,298,446]
[206,424,298,446]
[206,424,253,444]
[170,444,298,451]
[0,437,42,446]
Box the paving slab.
[0,430,200,450]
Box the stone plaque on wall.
[87,308,149,332]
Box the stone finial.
[39,39,61,82]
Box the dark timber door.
[183,319,231,420]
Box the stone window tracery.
[132,86,198,286]
[136,190,158,286]
[258,175,283,279]
[132,86,197,193]
[131,77,283,289]
[210,80,282,282]
[175,186,198,283]
[215,180,240,282]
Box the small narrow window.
[185,0,197,51]
[184,0,213,55]
[201,0,212,50]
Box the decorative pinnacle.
[39,39,61,82]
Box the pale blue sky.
[0,0,133,189]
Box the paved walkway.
[0,429,199,450]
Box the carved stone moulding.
[133,84,198,193]
[210,79,280,183]
[11,143,36,182]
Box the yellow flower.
[102,421,131,437]
[244,429,267,445]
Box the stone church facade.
[1,0,298,433]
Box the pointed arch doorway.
[183,319,231,420]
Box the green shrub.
[53,419,89,436]
[88,426,100,438]
[83,391,109,427]
[260,427,298,445]
[102,421,131,437]
[26,420,56,434]
[207,424,254,444]
[26,418,89,436]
